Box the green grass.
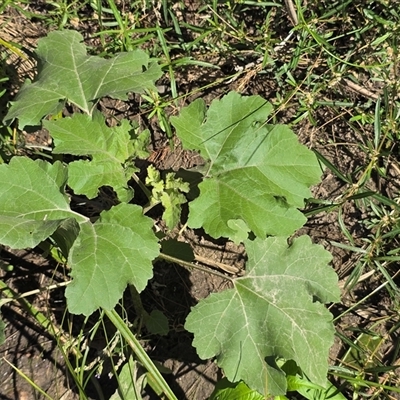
[1,0,400,398]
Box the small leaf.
[45,112,136,201]
[164,172,190,193]
[170,98,208,155]
[5,30,162,127]
[146,167,189,229]
[210,378,264,400]
[185,236,340,396]
[145,310,169,336]
[68,160,134,202]
[110,356,147,400]
[66,203,159,315]
[294,375,347,400]
[160,191,186,230]
[146,165,163,200]
[171,92,321,240]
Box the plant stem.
[104,309,178,400]
[158,252,233,281]
[0,280,71,305]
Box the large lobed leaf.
[185,236,340,396]
[0,157,160,315]
[66,203,160,315]
[5,30,162,128]
[171,92,321,240]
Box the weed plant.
[1,0,400,399]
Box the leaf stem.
[158,252,234,281]
[104,309,178,400]
[0,280,71,306]
[194,253,240,274]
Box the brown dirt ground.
[1,2,400,400]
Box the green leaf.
[145,310,169,336]
[160,239,194,262]
[185,236,340,396]
[295,379,347,400]
[146,165,163,198]
[146,166,189,229]
[68,160,134,203]
[0,313,5,345]
[45,113,136,201]
[0,158,160,316]
[51,218,81,257]
[0,217,67,249]
[0,157,72,219]
[171,92,321,239]
[227,219,250,244]
[171,98,208,155]
[110,356,147,400]
[5,30,162,128]
[0,157,85,249]
[36,157,69,196]
[159,191,187,230]
[131,129,151,159]
[65,203,160,315]
[281,360,346,399]
[210,378,264,400]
